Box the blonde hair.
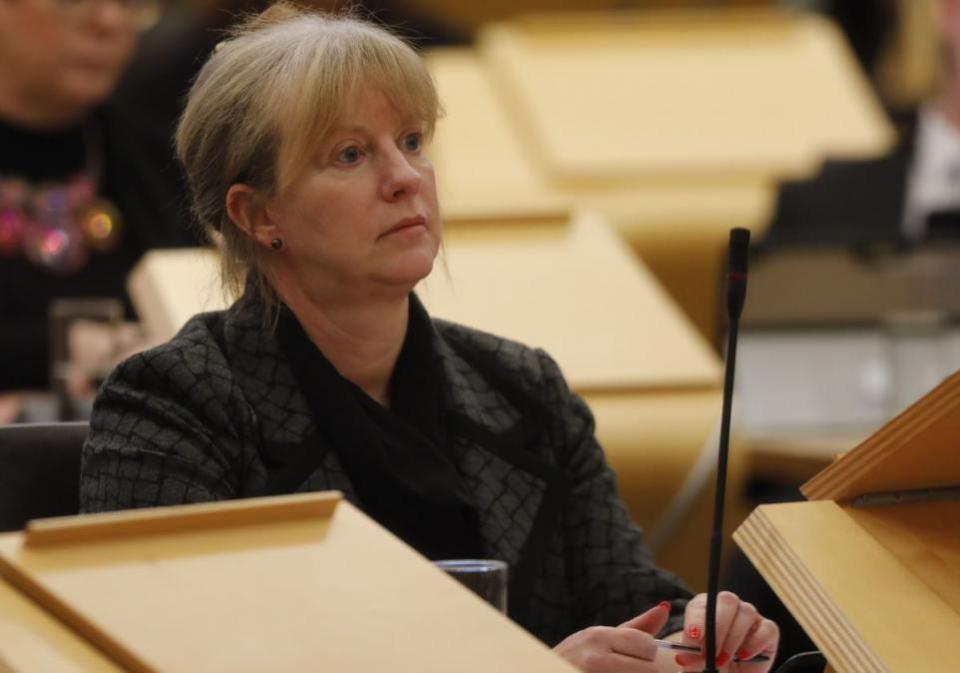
[175,2,441,313]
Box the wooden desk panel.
[480,9,892,180]
[420,212,721,391]
[0,497,575,673]
[0,577,122,673]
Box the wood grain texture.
[0,495,577,673]
[737,364,960,672]
[479,9,892,180]
[419,211,721,391]
[735,501,959,673]
[803,370,960,502]
[0,578,122,673]
[25,491,341,547]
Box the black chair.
[0,422,88,532]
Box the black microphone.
[704,228,750,672]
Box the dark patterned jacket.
[80,291,690,645]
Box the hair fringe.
[176,1,440,328]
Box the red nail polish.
[687,625,702,640]
[736,648,750,661]
[716,651,730,667]
[675,653,688,666]
[658,600,671,610]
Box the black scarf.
[275,294,484,560]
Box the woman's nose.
[379,149,422,201]
[85,0,132,34]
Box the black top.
[0,104,197,391]
[275,295,484,560]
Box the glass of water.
[433,559,508,614]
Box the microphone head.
[728,228,751,277]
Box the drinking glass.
[433,559,508,614]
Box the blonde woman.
[81,5,778,671]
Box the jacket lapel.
[220,292,358,501]
[434,328,570,621]
[220,291,567,620]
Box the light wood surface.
[24,491,341,548]
[0,577,123,673]
[735,369,960,672]
[803,369,960,502]
[426,46,775,229]
[426,48,569,220]
[427,7,894,340]
[420,211,720,391]
[0,494,577,673]
[479,9,893,181]
[126,246,224,342]
[736,500,957,673]
[426,47,776,342]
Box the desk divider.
[24,492,342,548]
[734,370,960,672]
[0,493,575,673]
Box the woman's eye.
[337,146,362,164]
[402,132,422,152]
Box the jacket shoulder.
[432,319,568,410]
[100,310,238,422]
[435,318,551,373]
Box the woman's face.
[0,0,138,123]
[265,87,441,302]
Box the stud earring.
[270,238,283,250]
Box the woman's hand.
[553,601,673,672]
[673,591,779,672]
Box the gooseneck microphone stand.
[703,228,750,673]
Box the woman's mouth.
[380,215,426,238]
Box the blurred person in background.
[764,0,960,248]
[0,0,196,420]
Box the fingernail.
[687,625,702,640]
[675,653,690,666]
[716,651,730,667]
[658,600,671,610]
[736,648,751,661]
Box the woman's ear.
[225,183,280,249]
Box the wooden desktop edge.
[0,492,343,673]
[23,491,343,548]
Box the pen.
[655,639,770,663]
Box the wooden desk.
[427,47,774,343]
[420,211,719,390]
[0,576,121,672]
[480,9,891,180]
[427,9,893,341]
[0,495,575,673]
